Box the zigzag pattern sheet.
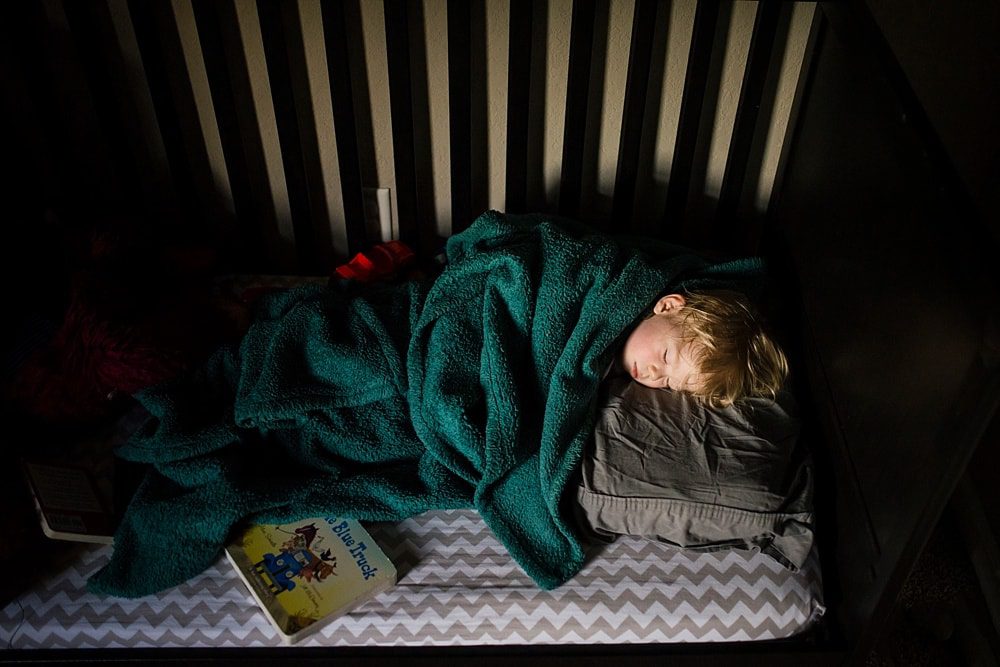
[2,510,825,648]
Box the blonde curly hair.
[676,289,789,407]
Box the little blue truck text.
[329,519,380,580]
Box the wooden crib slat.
[661,0,718,235]
[580,0,632,231]
[417,0,453,241]
[134,0,237,239]
[256,0,322,274]
[447,0,474,235]
[191,0,268,270]
[715,0,783,253]
[504,0,532,215]
[61,0,150,222]
[318,0,367,258]
[107,0,181,229]
[290,0,351,265]
[611,0,658,228]
[557,0,595,218]
[384,0,421,252]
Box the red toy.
[333,240,415,283]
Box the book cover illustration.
[226,517,397,644]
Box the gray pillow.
[575,377,815,571]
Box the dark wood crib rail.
[768,0,1000,662]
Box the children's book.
[21,461,116,544]
[225,517,397,644]
[18,403,150,545]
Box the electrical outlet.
[362,187,393,242]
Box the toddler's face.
[620,295,704,392]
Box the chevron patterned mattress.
[3,509,824,648]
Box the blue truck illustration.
[253,523,337,595]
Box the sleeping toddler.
[616,289,788,406]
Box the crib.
[2,0,998,664]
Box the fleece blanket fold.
[88,211,762,597]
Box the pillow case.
[575,377,814,571]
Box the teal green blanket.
[89,211,760,597]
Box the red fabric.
[6,234,246,428]
[10,294,187,424]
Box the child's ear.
[652,293,686,315]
